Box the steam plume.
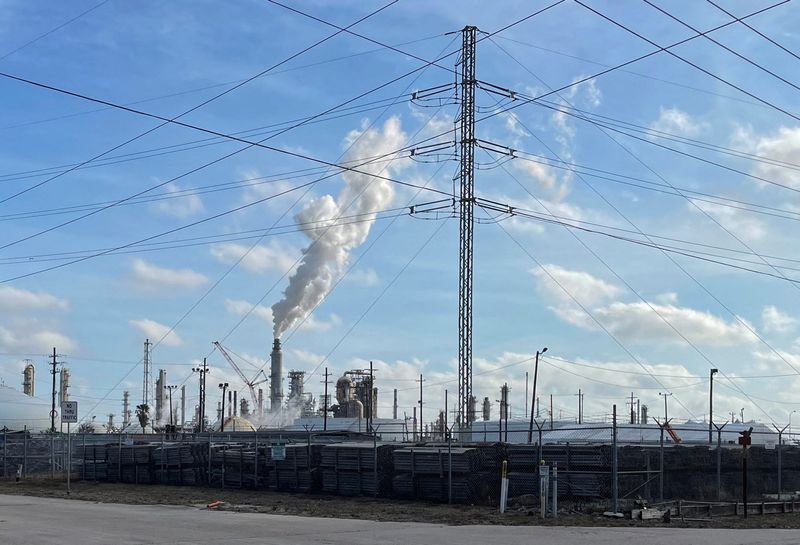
[272,117,407,338]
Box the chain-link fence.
[3,422,800,513]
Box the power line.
[574,1,800,125]
[0,34,446,132]
[492,34,797,112]
[0,0,402,240]
[0,94,413,184]
[642,0,800,94]
[0,0,110,61]
[470,1,790,128]
[705,0,800,61]
[483,208,698,419]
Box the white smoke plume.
[271,116,408,338]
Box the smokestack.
[233,390,238,417]
[258,388,264,418]
[270,338,283,413]
[59,367,70,405]
[123,391,131,428]
[180,385,186,428]
[22,361,35,397]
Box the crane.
[212,341,268,411]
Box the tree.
[77,422,95,433]
[135,404,150,433]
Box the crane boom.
[213,341,261,409]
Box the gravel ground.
[2,477,800,529]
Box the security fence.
[2,423,799,512]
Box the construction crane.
[212,341,268,410]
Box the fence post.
[717,429,722,501]
[207,432,212,485]
[2,428,6,478]
[373,432,378,497]
[777,430,783,501]
[612,405,618,513]
[23,426,28,477]
[447,430,453,504]
[82,434,86,480]
[659,424,665,502]
[552,464,558,518]
[254,432,259,489]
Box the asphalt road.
[1,494,799,545]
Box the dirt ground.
[2,477,800,529]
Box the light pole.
[790,410,797,435]
[709,368,718,444]
[166,385,178,427]
[192,360,209,432]
[218,383,229,432]
[659,392,672,422]
[527,347,548,442]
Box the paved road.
[1,494,798,545]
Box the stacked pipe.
[392,446,497,504]
[321,442,397,496]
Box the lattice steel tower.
[457,26,477,428]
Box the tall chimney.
[22,361,35,397]
[270,338,283,413]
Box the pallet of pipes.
[392,446,496,504]
[80,443,109,481]
[115,444,156,484]
[505,444,606,498]
[209,443,262,489]
[262,443,323,492]
[321,442,397,496]
[152,443,207,486]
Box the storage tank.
[22,362,35,397]
[0,385,56,432]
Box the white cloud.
[552,301,758,347]
[733,126,800,189]
[151,182,204,218]
[762,305,797,334]
[688,199,767,241]
[224,298,273,323]
[532,264,622,305]
[129,319,182,347]
[301,313,342,333]
[0,286,68,311]
[223,298,340,333]
[650,107,707,137]
[130,259,208,291]
[346,267,379,287]
[210,240,299,274]
[0,323,77,353]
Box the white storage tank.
[0,385,57,432]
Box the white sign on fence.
[271,444,286,461]
[61,401,78,423]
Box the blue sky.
[2,0,800,429]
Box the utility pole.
[322,367,330,431]
[192,359,209,432]
[550,394,553,430]
[49,347,60,433]
[659,392,672,422]
[457,25,477,430]
[418,374,424,440]
[444,390,448,433]
[368,361,374,433]
[525,371,529,419]
[527,347,547,442]
[218,382,228,432]
[627,392,637,425]
[393,388,398,420]
[166,385,177,427]
[709,368,718,444]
